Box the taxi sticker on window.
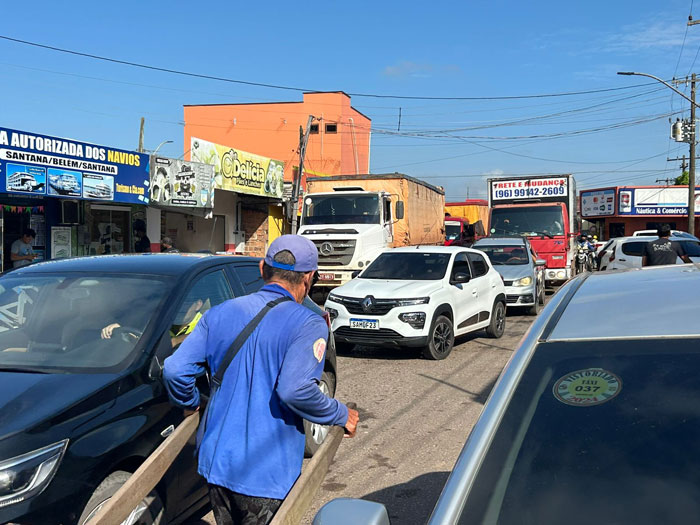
[553,368,621,407]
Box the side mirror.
[148,355,164,380]
[395,201,405,220]
[452,272,470,284]
[535,259,547,266]
[351,270,361,279]
[313,498,390,525]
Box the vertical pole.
[689,74,696,236]
[290,115,314,235]
[138,117,145,153]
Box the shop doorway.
[2,207,46,271]
[87,205,131,255]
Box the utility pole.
[138,117,145,153]
[690,74,696,236]
[290,115,315,235]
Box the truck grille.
[312,239,356,266]
[331,295,396,315]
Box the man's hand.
[344,408,359,437]
[101,323,121,339]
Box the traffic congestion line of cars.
[314,264,700,524]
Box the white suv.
[324,246,507,360]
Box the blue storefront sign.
[0,127,150,204]
[617,187,700,216]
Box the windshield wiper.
[0,366,52,374]
[530,231,553,238]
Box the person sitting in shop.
[133,219,151,253]
[161,236,179,253]
[11,228,37,268]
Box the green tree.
[675,171,689,185]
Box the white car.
[632,229,698,239]
[599,235,700,271]
[324,246,507,360]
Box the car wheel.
[422,315,454,360]
[486,301,506,338]
[303,370,337,457]
[78,471,164,525]
[526,290,540,316]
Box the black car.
[0,254,337,524]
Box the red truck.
[487,175,577,287]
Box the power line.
[0,34,663,101]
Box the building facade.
[183,92,372,255]
[581,185,700,239]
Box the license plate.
[319,273,335,281]
[350,318,379,330]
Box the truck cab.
[298,188,404,289]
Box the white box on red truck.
[300,173,445,289]
[487,174,577,285]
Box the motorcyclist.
[577,234,595,272]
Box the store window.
[87,205,131,255]
[2,205,46,271]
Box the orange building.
[181,91,371,255]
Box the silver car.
[472,236,545,315]
[314,264,700,524]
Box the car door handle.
[471,290,478,296]
[618,258,626,261]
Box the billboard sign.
[150,156,215,208]
[0,127,150,204]
[190,137,284,199]
[581,189,615,217]
[617,187,700,215]
[489,176,569,204]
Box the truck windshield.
[362,252,450,280]
[445,222,462,240]
[491,206,564,237]
[303,194,380,225]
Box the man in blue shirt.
[163,235,359,525]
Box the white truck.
[298,173,445,291]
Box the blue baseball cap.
[264,234,318,272]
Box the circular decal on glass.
[553,368,622,407]
[305,198,313,205]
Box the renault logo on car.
[362,295,375,313]
[320,242,334,256]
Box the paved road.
[196,302,544,525]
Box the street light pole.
[618,71,697,234]
[152,140,174,156]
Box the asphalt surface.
[195,299,545,525]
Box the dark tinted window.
[234,263,265,295]
[458,339,700,525]
[467,252,489,277]
[680,240,700,256]
[621,241,646,256]
[362,252,450,280]
[452,253,471,278]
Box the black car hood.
[0,371,119,441]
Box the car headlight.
[512,276,533,287]
[0,440,68,508]
[325,307,338,322]
[396,297,430,306]
[399,312,426,329]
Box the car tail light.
[609,250,615,262]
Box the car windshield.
[0,274,170,373]
[302,194,380,225]
[361,252,450,280]
[446,223,462,240]
[459,339,700,525]
[474,245,529,265]
[491,206,564,236]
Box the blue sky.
[2,0,700,200]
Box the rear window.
[621,241,646,256]
[458,339,700,525]
[680,240,700,257]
